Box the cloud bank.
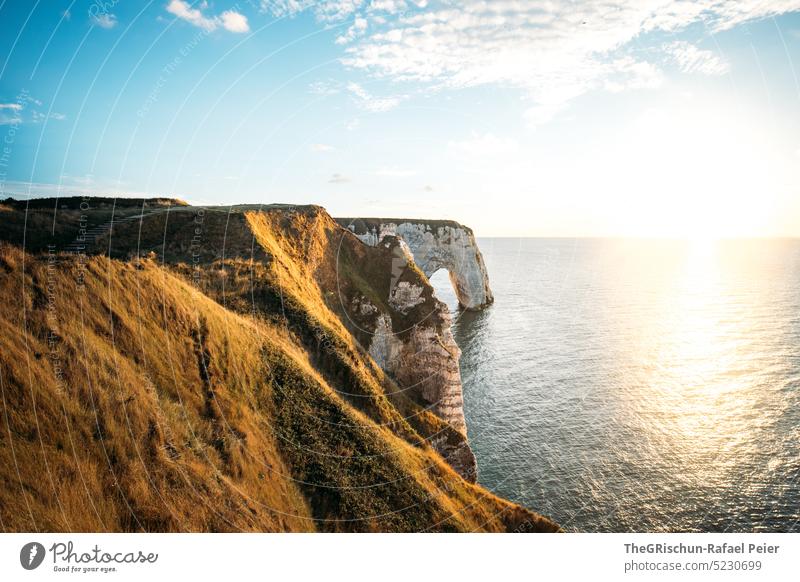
[166,1,250,33]
[261,0,800,124]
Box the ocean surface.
[429,238,800,532]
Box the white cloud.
[664,41,730,75]
[221,10,250,33]
[262,1,365,21]
[60,173,96,186]
[310,143,335,152]
[308,80,341,95]
[167,0,217,31]
[336,16,367,44]
[604,58,664,92]
[260,0,311,17]
[310,0,800,125]
[346,81,404,111]
[346,81,369,99]
[265,0,800,35]
[0,103,66,124]
[166,1,249,33]
[368,1,406,13]
[0,114,21,125]
[91,13,117,29]
[655,0,800,32]
[328,172,351,183]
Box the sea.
[429,238,800,532]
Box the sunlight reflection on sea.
[431,239,800,532]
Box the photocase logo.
[20,542,46,570]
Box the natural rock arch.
[337,217,494,310]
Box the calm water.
[430,238,800,532]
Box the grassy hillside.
[0,197,185,252]
[0,201,559,532]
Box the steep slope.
[0,244,311,531]
[0,200,559,532]
[104,204,478,481]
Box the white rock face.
[397,316,467,433]
[366,305,476,480]
[337,218,491,481]
[367,313,401,370]
[389,281,425,313]
[369,310,466,432]
[347,221,493,310]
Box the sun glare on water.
[638,236,779,490]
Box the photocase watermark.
[72,197,91,288]
[39,196,92,395]
[0,88,32,197]
[191,209,206,286]
[88,0,120,20]
[138,1,247,118]
[18,540,159,574]
[45,245,67,395]
[137,50,188,119]
[70,197,92,253]
[19,542,46,570]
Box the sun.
[614,97,779,239]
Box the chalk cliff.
[337,218,494,310]
[354,235,476,480]
[334,217,496,481]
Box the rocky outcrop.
[365,304,475,479]
[337,217,493,310]
[334,218,495,481]
[359,253,478,482]
[353,236,477,480]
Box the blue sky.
[1,1,799,236]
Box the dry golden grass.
[0,243,312,531]
[0,202,560,533]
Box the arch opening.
[428,268,460,313]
